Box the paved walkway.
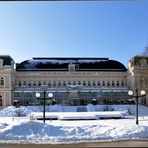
[0,140,148,147]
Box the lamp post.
[35,91,53,123]
[128,88,146,125]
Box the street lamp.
[128,88,146,125]
[35,91,53,123]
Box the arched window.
[0,95,2,106]
[0,77,4,85]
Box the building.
[127,56,148,105]
[0,55,147,108]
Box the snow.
[0,104,148,117]
[28,111,126,120]
[23,59,108,69]
[0,105,148,144]
[0,117,148,144]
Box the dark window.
[63,81,66,86]
[93,81,96,87]
[112,81,115,87]
[53,81,56,87]
[0,78,4,85]
[121,81,124,86]
[102,81,105,86]
[48,82,51,87]
[0,95,2,106]
[28,82,31,86]
[107,81,110,87]
[38,81,41,86]
[58,81,61,87]
[23,81,26,86]
[78,81,81,85]
[18,81,21,86]
[98,81,100,86]
[88,81,91,86]
[117,81,119,87]
[83,81,86,86]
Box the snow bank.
[86,104,96,112]
[0,119,148,144]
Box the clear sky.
[0,1,148,67]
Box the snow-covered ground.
[0,105,148,144]
[0,104,148,117]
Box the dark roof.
[0,55,14,66]
[16,57,127,72]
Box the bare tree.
[141,46,148,56]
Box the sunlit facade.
[0,55,147,107]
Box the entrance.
[69,98,79,106]
[80,99,88,106]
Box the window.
[23,81,26,86]
[0,77,4,85]
[88,81,91,87]
[48,81,51,87]
[83,81,86,86]
[68,64,75,72]
[0,95,2,106]
[28,82,31,87]
[38,81,41,86]
[107,81,110,87]
[112,81,115,87]
[102,81,105,87]
[63,81,66,86]
[98,81,100,86]
[58,81,61,87]
[78,81,81,85]
[53,81,56,87]
[93,81,96,87]
[43,81,46,85]
[18,81,21,86]
[117,81,119,87]
[121,81,124,86]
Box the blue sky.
[0,1,148,67]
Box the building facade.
[127,56,148,105]
[0,55,147,108]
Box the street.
[0,140,148,147]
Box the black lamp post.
[36,91,53,123]
[128,88,146,125]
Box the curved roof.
[16,57,127,72]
